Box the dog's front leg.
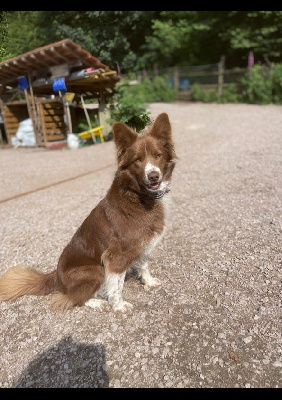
[101,239,141,312]
[104,270,132,312]
[135,257,162,289]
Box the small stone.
[243,336,252,344]
[273,360,282,368]
[113,379,121,388]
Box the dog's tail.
[0,266,57,302]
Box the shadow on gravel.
[13,336,109,388]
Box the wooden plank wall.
[39,101,66,142]
[2,104,29,142]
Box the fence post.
[218,56,225,99]
[173,66,179,93]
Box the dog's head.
[112,113,177,198]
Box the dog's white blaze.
[144,162,162,183]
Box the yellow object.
[64,92,75,102]
[78,126,104,142]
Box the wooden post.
[218,56,225,99]
[0,93,7,144]
[27,72,41,146]
[98,93,112,141]
[173,66,179,95]
[81,95,96,143]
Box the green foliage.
[4,11,43,58]
[191,84,203,101]
[192,63,282,105]
[3,11,282,70]
[124,114,152,132]
[10,11,160,72]
[109,79,151,132]
[109,75,177,131]
[192,84,218,102]
[240,65,272,104]
[3,11,282,107]
[72,117,99,134]
[220,84,241,103]
[0,11,9,60]
[271,63,282,104]
[136,76,178,103]
[141,11,282,69]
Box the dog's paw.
[112,300,133,313]
[143,276,162,290]
[85,298,109,311]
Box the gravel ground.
[0,102,281,388]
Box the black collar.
[147,188,170,200]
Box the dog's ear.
[112,122,138,164]
[149,113,177,160]
[150,113,171,139]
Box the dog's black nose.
[148,171,159,182]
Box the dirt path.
[0,102,281,388]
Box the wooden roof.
[0,39,120,96]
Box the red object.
[46,141,68,150]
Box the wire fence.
[133,59,247,100]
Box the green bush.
[203,88,218,102]
[240,65,272,104]
[192,63,282,104]
[109,75,177,131]
[220,84,241,103]
[111,63,282,119]
[271,63,282,104]
[192,83,204,101]
[192,83,218,102]
[140,76,178,102]
[109,79,151,132]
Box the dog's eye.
[155,153,162,159]
[134,157,142,163]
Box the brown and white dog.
[0,113,176,312]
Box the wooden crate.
[2,97,75,146]
[2,101,29,144]
[38,100,67,143]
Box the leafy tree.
[4,11,43,58]
[209,11,282,66]
[0,11,9,60]
[30,11,160,72]
[2,11,282,72]
[139,11,207,68]
[141,11,282,69]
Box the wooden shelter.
[0,39,121,146]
